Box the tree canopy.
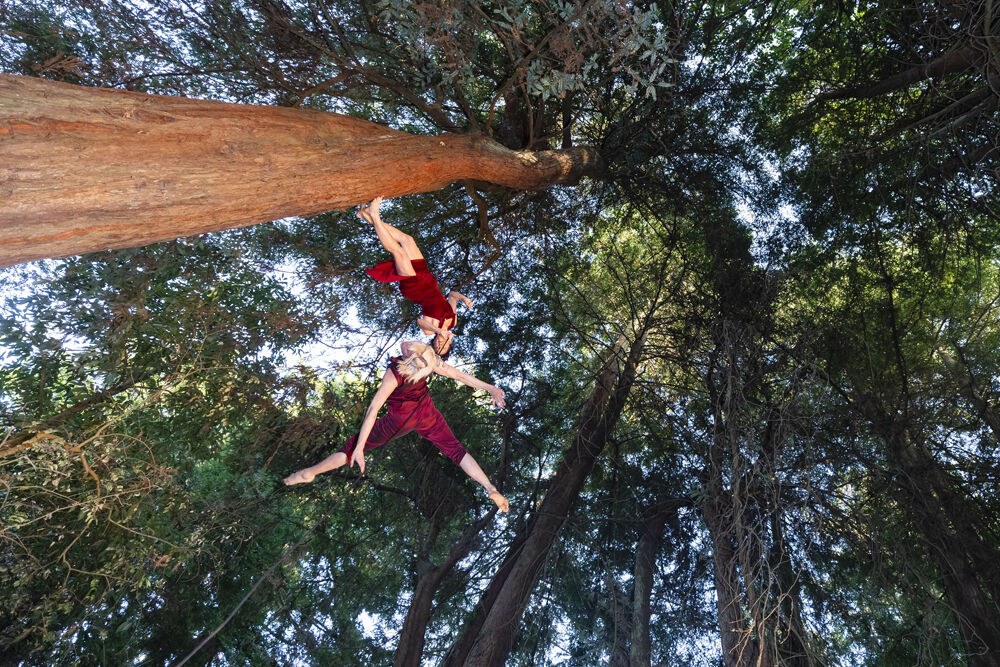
[2,0,999,665]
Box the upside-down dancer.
[358,196,472,357]
[283,342,509,512]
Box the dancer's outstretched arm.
[284,369,397,484]
[433,362,506,408]
[349,369,399,475]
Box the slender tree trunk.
[629,500,680,667]
[441,332,647,667]
[394,564,446,667]
[767,507,818,667]
[607,573,631,667]
[0,74,605,267]
[939,346,1000,442]
[393,514,493,667]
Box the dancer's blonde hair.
[396,342,439,383]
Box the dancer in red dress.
[358,196,473,357]
[283,342,509,512]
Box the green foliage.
[3,0,1000,665]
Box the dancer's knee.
[399,234,420,256]
[440,442,468,465]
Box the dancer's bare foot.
[284,469,316,485]
[488,490,509,513]
[356,204,374,224]
[355,196,384,224]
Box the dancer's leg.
[415,406,509,512]
[378,221,424,261]
[361,211,416,277]
[285,409,411,485]
[284,452,348,485]
[459,453,509,513]
[358,198,423,274]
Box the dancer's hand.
[448,290,474,310]
[488,386,506,409]
[432,329,456,345]
[350,447,366,475]
[488,489,509,513]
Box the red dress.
[337,358,467,464]
[367,259,456,328]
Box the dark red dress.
[337,358,467,464]
[367,259,456,329]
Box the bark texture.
[701,476,749,667]
[441,332,646,667]
[0,74,605,267]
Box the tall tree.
[0,74,603,267]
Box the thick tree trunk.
[702,487,749,667]
[861,401,1000,664]
[891,432,1000,665]
[701,330,754,667]
[0,74,605,267]
[441,333,646,667]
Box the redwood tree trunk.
[607,573,631,667]
[0,74,604,267]
[767,505,817,667]
[701,486,749,667]
[393,511,494,667]
[861,401,1000,664]
[701,331,754,667]
[393,566,445,667]
[890,431,1000,665]
[629,500,680,667]
[441,333,646,667]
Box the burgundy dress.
[367,259,456,329]
[337,358,467,464]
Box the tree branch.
[810,47,979,105]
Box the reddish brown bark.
[0,74,604,267]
